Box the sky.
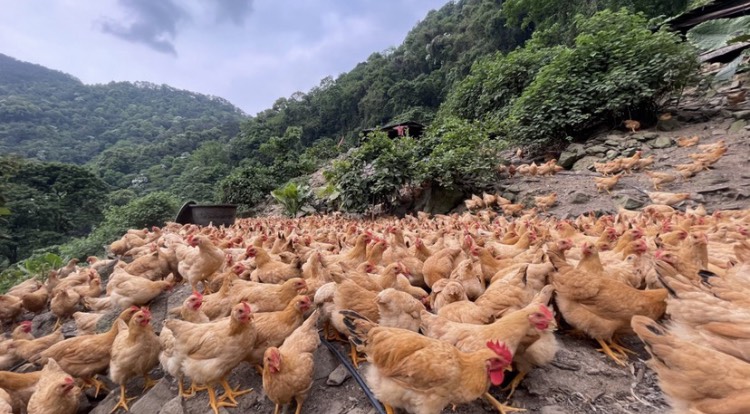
[0,0,449,115]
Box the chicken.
[501,203,525,216]
[234,277,308,313]
[464,194,485,211]
[342,310,515,414]
[548,246,667,366]
[73,311,104,335]
[632,316,750,413]
[594,174,621,194]
[376,288,425,332]
[635,154,654,170]
[262,310,320,414]
[245,295,314,366]
[645,171,677,190]
[429,279,469,312]
[177,235,225,292]
[676,135,700,147]
[176,292,210,323]
[0,370,41,413]
[56,258,80,278]
[647,191,690,206]
[247,245,302,284]
[165,303,256,414]
[8,327,64,363]
[623,119,640,133]
[533,193,557,212]
[35,306,140,396]
[20,284,49,314]
[109,273,173,309]
[422,247,463,288]
[26,359,81,414]
[50,289,80,329]
[121,245,172,280]
[109,309,161,412]
[594,159,623,176]
[0,295,23,324]
[0,389,11,414]
[449,257,484,300]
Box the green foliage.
[0,252,63,293]
[271,182,312,217]
[60,192,178,258]
[218,163,278,211]
[417,118,504,192]
[328,133,417,212]
[503,9,698,150]
[687,16,750,51]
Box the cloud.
[213,0,254,26]
[99,0,188,55]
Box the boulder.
[657,117,680,131]
[729,119,747,133]
[558,144,585,169]
[605,150,618,160]
[585,145,608,155]
[327,364,351,386]
[130,379,174,414]
[570,192,591,204]
[648,136,673,149]
[571,156,599,172]
[614,195,644,210]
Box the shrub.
[218,163,278,211]
[503,9,698,150]
[328,132,417,213]
[271,182,312,217]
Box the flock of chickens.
[1,197,749,414]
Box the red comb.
[486,340,512,361]
[192,290,203,299]
[539,305,553,319]
[242,301,251,314]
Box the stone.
[130,379,174,414]
[585,145,608,155]
[158,396,185,414]
[622,139,640,148]
[620,147,637,157]
[571,156,599,172]
[604,139,620,147]
[733,110,750,120]
[614,195,644,210]
[657,117,680,131]
[570,192,591,204]
[313,346,339,381]
[505,185,522,194]
[605,150,618,160]
[649,136,673,149]
[541,406,570,414]
[558,143,585,169]
[712,129,725,136]
[327,364,351,386]
[729,119,747,132]
[631,133,651,142]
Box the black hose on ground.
[319,335,387,414]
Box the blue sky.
[0,0,448,114]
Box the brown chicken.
[0,294,23,324]
[0,370,41,413]
[165,303,256,414]
[647,191,690,206]
[534,193,557,212]
[422,247,463,288]
[50,289,81,329]
[244,296,313,365]
[376,288,425,332]
[632,316,750,413]
[177,235,225,292]
[176,292,210,323]
[20,284,49,314]
[548,246,667,366]
[109,272,173,309]
[430,279,469,312]
[121,245,172,280]
[109,309,161,411]
[0,388,11,414]
[234,277,308,313]
[247,245,302,284]
[594,174,621,194]
[8,327,64,363]
[676,135,700,147]
[34,306,140,396]
[645,171,677,190]
[342,310,515,414]
[73,311,105,335]
[623,119,640,133]
[26,359,81,414]
[262,310,320,414]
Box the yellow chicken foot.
[349,342,366,368]
[83,376,110,398]
[273,404,281,414]
[53,317,62,330]
[217,377,253,406]
[142,374,158,391]
[254,364,264,375]
[502,370,528,399]
[183,383,207,399]
[325,321,345,342]
[206,384,236,414]
[610,338,636,355]
[176,377,189,398]
[294,395,305,414]
[110,385,136,413]
[483,392,526,414]
[383,403,395,414]
[596,339,628,366]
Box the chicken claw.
[502,371,528,399]
[324,321,345,342]
[383,403,395,414]
[483,392,525,414]
[596,339,628,366]
[142,374,158,391]
[218,377,253,406]
[110,385,136,413]
[207,385,235,414]
[349,342,366,368]
[83,376,110,398]
[183,383,207,399]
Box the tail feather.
[339,309,376,347]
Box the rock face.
[648,136,673,149]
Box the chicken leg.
[206,384,235,414]
[324,320,345,342]
[110,385,136,413]
[596,339,628,366]
[502,370,528,399]
[483,392,525,414]
[218,377,253,406]
[142,374,158,391]
[294,395,305,414]
[82,376,110,398]
[383,403,395,414]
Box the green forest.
[0,0,725,284]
